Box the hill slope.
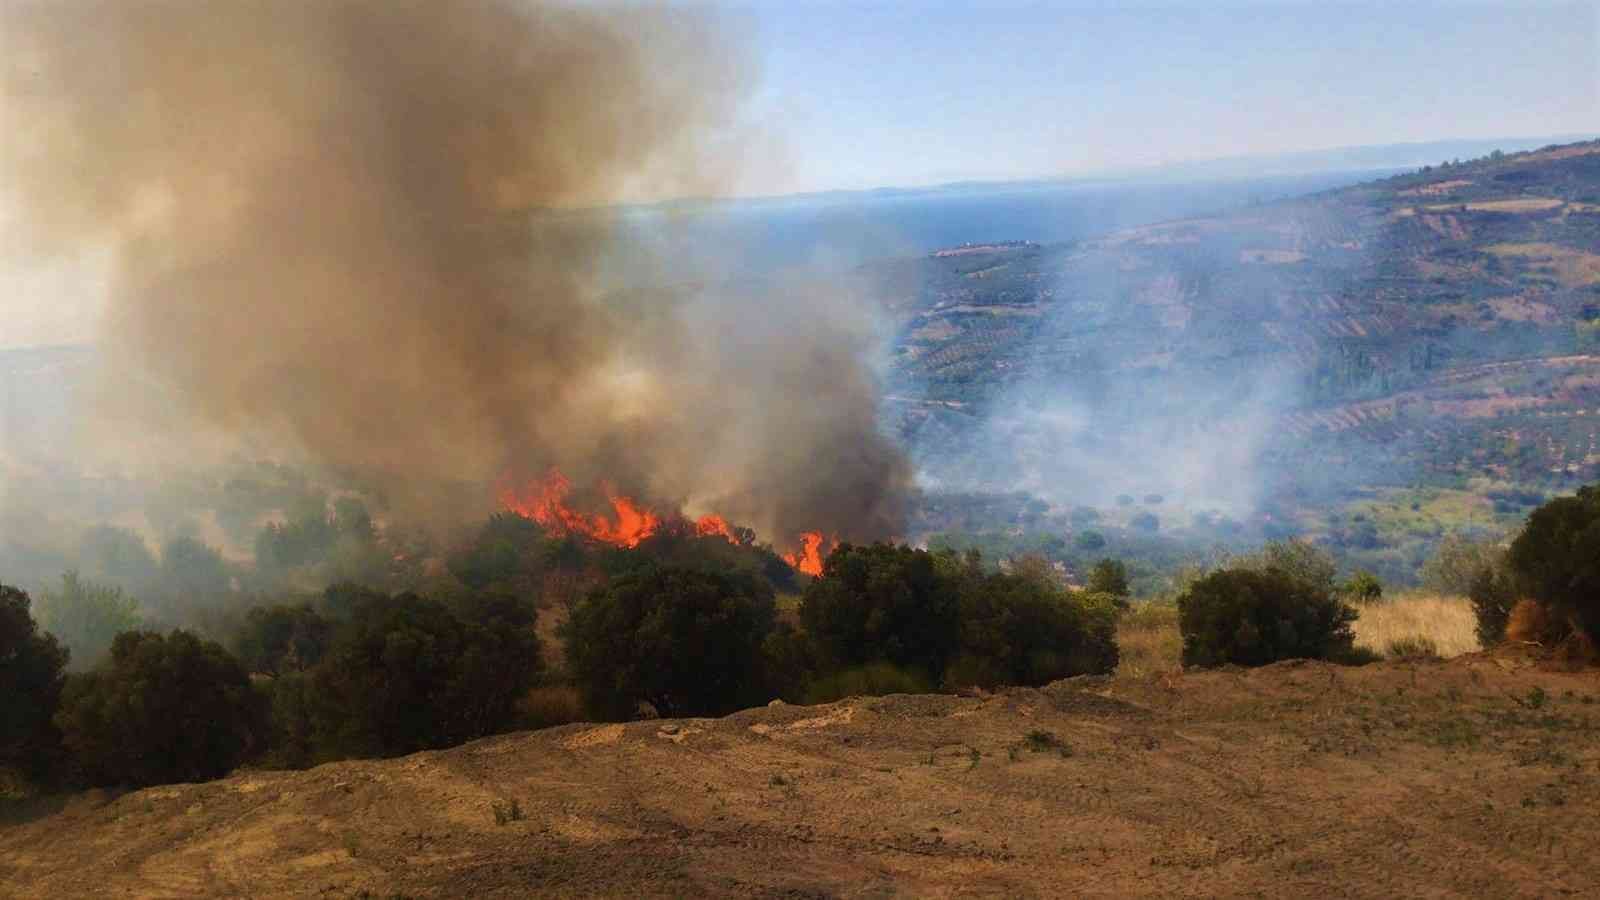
[3,653,1598,898]
[887,141,1600,511]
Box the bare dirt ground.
[4,648,1599,898]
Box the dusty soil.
[4,650,1599,898]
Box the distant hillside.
[884,140,1600,519]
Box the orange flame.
[498,469,660,548]
[498,470,831,573]
[783,531,827,576]
[694,513,737,542]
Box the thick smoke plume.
[2,1,910,544]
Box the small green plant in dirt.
[1015,729,1073,758]
[1386,636,1440,660]
[491,798,523,825]
[1422,716,1480,749]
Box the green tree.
[303,588,541,759]
[799,543,961,680]
[565,565,775,719]
[1074,530,1106,551]
[1085,558,1130,599]
[34,571,142,670]
[77,526,159,591]
[232,603,331,676]
[157,537,232,599]
[1506,485,1600,642]
[55,630,267,787]
[0,584,69,778]
[1340,570,1384,605]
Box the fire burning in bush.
[498,469,833,573]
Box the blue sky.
[3,1,1596,348]
[731,1,1599,193]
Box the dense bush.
[0,585,69,778]
[1177,557,1358,668]
[1506,485,1600,642]
[948,566,1119,689]
[799,543,961,680]
[804,661,930,704]
[299,588,541,760]
[565,565,775,719]
[54,630,268,787]
[1467,559,1518,647]
[232,603,331,676]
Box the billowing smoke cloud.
[1,0,910,545]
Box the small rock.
[659,723,680,735]
[768,699,786,707]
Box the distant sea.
[612,169,1402,275]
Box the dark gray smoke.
[1,1,910,546]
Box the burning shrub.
[799,543,962,682]
[1177,564,1357,668]
[54,630,267,787]
[1506,485,1600,645]
[0,585,69,779]
[564,564,776,719]
[300,588,541,760]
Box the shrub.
[799,543,961,679]
[1386,636,1440,660]
[565,564,774,719]
[1340,570,1384,605]
[1177,565,1358,668]
[304,588,542,759]
[55,630,267,787]
[1463,554,1518,647]
[514,684,587,731]
[1074,531,1106,551]
[0,585,69,778]
[1506,485,1600,642]
[949,569,1119,688]
[803,662,930,704]
[34,571,143,670]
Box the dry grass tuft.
[515,684,587,731]
[1353,593,1478,659]
[1116,602,1183,678]
[1506,598,1566,645]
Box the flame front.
[498,469,660,548]
[693,513,737,541]
[783,531,827,576]
[499,469,830,572]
